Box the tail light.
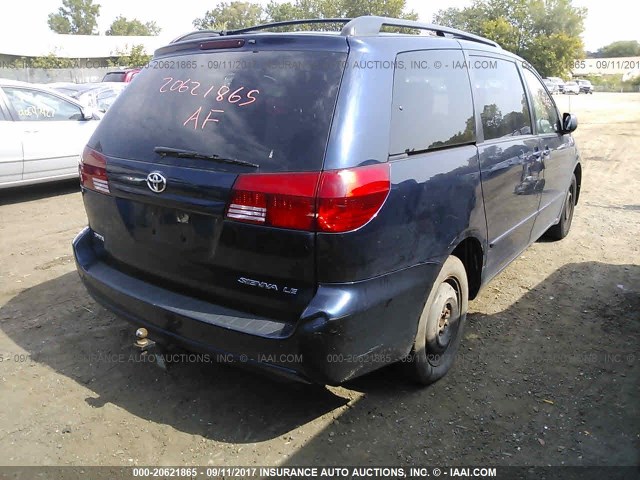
[226,163,390,233]
[80,145,109,194]
[227,172,319,230]
[317,164,390,233]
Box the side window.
[469,57,532,141]
[3,87,83,122]
[390,50,475,155]
[522,69,560,134]
[96,90,117,112]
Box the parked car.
[101,68,141,83]
[576,79,593,94]
[546,76,566,93]
[73,16,582,386]
[564,81,581,94]
[543,78,559,94]
[49,82,127,113]
[0,79,100,189]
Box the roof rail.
[230,18,351,34]
[340,16,500,48]
[171,19,351,43]
[169,16,500,49]
[171,30,222,43]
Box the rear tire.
[404,255,468,385]
[545,174,577,240]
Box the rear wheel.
[545,173,577,240]
[404,255,468,385]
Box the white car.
[0,79,100,189]
[48,82,127,113]
[564,81,580,94]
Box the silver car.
[0,79,100,189]
[49,82,127,113]
[564,81,580,94]
[543,78,559,94]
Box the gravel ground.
[0,92,638,467]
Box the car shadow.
[282,261,640,466]
[0,271,347,443]
[0,179,80,205]
[0,262,638,464]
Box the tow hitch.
[133,327,167,371]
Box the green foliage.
[581,73,622,86]
[29,53,77,69]
[266,0,416,20]
[576,73,640,91]
[47,0,101,35]
[111,44,152,68]
[192,0,416,31]
[193,1,265,30]
[594,41,640,58]
[107,16,161,36]
[433,0,586,77]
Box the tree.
[193,1,265,30]
[595,41,640,58]
[433,0,586,77]
[30,53,77,69]
[48,0,101,35]
[107,16,161,36]
[111,44,153,67]
[192,0,417,31]
[266,0,417,24]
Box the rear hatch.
[82,35,348,320]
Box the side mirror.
[561,113,578,134]
[81,106,96,120]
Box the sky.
[1,0,638,52]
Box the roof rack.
[171,30,222,43]
[171,19,351,43]
[231,18,351,34]
[340,16,500,48]
[170,16,500,49]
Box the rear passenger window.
[522,68,560,134]
[469,58,532,141]
[390,50,475,155]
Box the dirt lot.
[0,92,638,468]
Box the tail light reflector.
[80,146,109,194]
[226,163,390,233]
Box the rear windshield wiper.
[154,146,259,168]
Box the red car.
[101,68,140,83]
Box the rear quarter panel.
[317,146,485,282]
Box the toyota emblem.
[146,172,167,193]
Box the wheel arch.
[450,236,484,300]
[574,162,582,205]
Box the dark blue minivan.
[73,16,582,385]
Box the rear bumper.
[73,227,439,385]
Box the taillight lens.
[317,164,390,233]
[80,146,109,194]
[227,172,319,230]
[226,163,390,233]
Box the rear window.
[103,72,126,82]
[93,50,346,172]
